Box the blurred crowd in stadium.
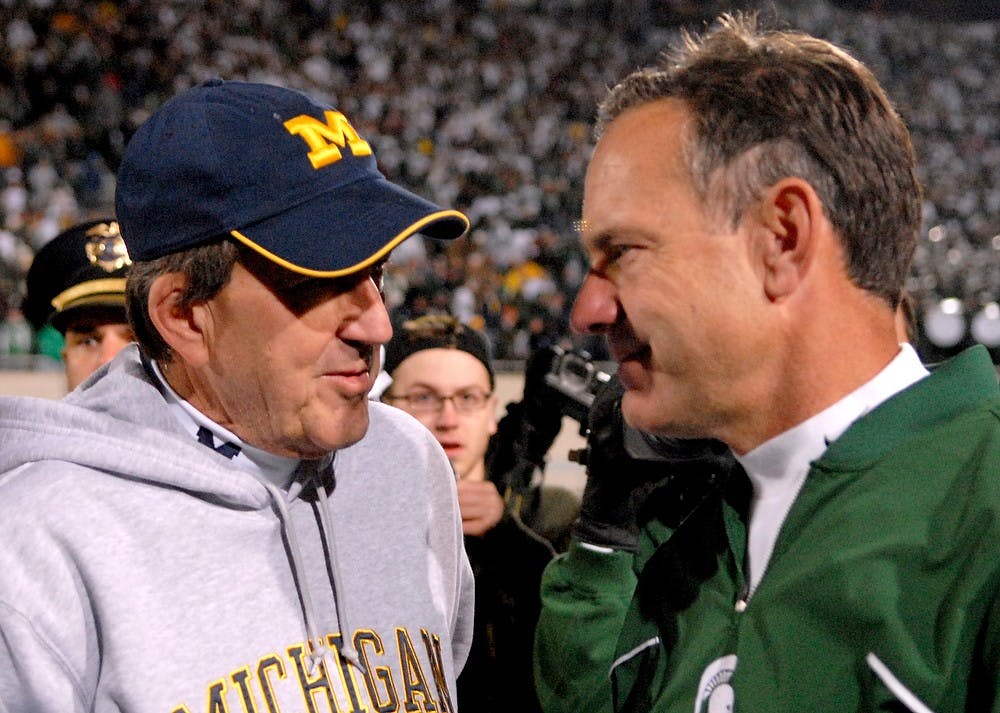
[0,0,998,366]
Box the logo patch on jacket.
[695,654,737,713]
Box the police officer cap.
[22,219,132,334]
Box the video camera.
[542,345,697,464]
[543,346,613,431]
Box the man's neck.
[728,305,903,454]
[459,460,488,482]
[152,359,300,488]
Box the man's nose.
[434,397,461,427]
[345,275,393,345]
[570,272,619,334]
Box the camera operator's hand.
[518,345,565,464]
[572,375,668,552]
[487,346,565,498]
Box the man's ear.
[755,177,823,301]
[148,274,212,366]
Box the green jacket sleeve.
[533,540,637,713]
[986,588,1000,713]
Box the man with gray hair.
[535,13,1000,713]
[0,79,474,712]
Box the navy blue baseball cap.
[115,79,469,276]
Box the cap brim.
[50,278,128,312]
[230,176,469,277]
[50,295,128,333]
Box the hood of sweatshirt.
[0,344,364,673]
[0,345,293,510]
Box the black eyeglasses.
[384,388,492,413]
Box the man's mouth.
[611,344,652,390]
[611,342,651,365]
[319,366,373,397]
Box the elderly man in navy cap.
[0,80,474,713]
[22,219,134,390]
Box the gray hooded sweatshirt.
[0,346,474,712]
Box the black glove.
[572,375,738,552]
[571,375,670,551]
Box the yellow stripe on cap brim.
[51,278,128,312]
[230,209,470,278]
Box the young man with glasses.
[382,314,553,713]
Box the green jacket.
[536,346,1000,712]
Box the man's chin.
[621,388,691,439]
[298,408,371,457]
[620,390,659,433]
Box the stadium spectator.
[382,313,556,713]
[0,1,996,364]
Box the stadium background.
[0,0,998,382]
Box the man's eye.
[607,244,635,262]
[456,391,485,408]
[410,392,436,406]
[66,335,99,351]
[276,278,342,313]
[592,244,633,274]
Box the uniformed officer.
[22,219,134,390]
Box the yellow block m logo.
[284,111,373,169]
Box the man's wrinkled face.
[189,253,392,458]
[571,99,767,439]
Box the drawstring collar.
[275,458,361,675]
